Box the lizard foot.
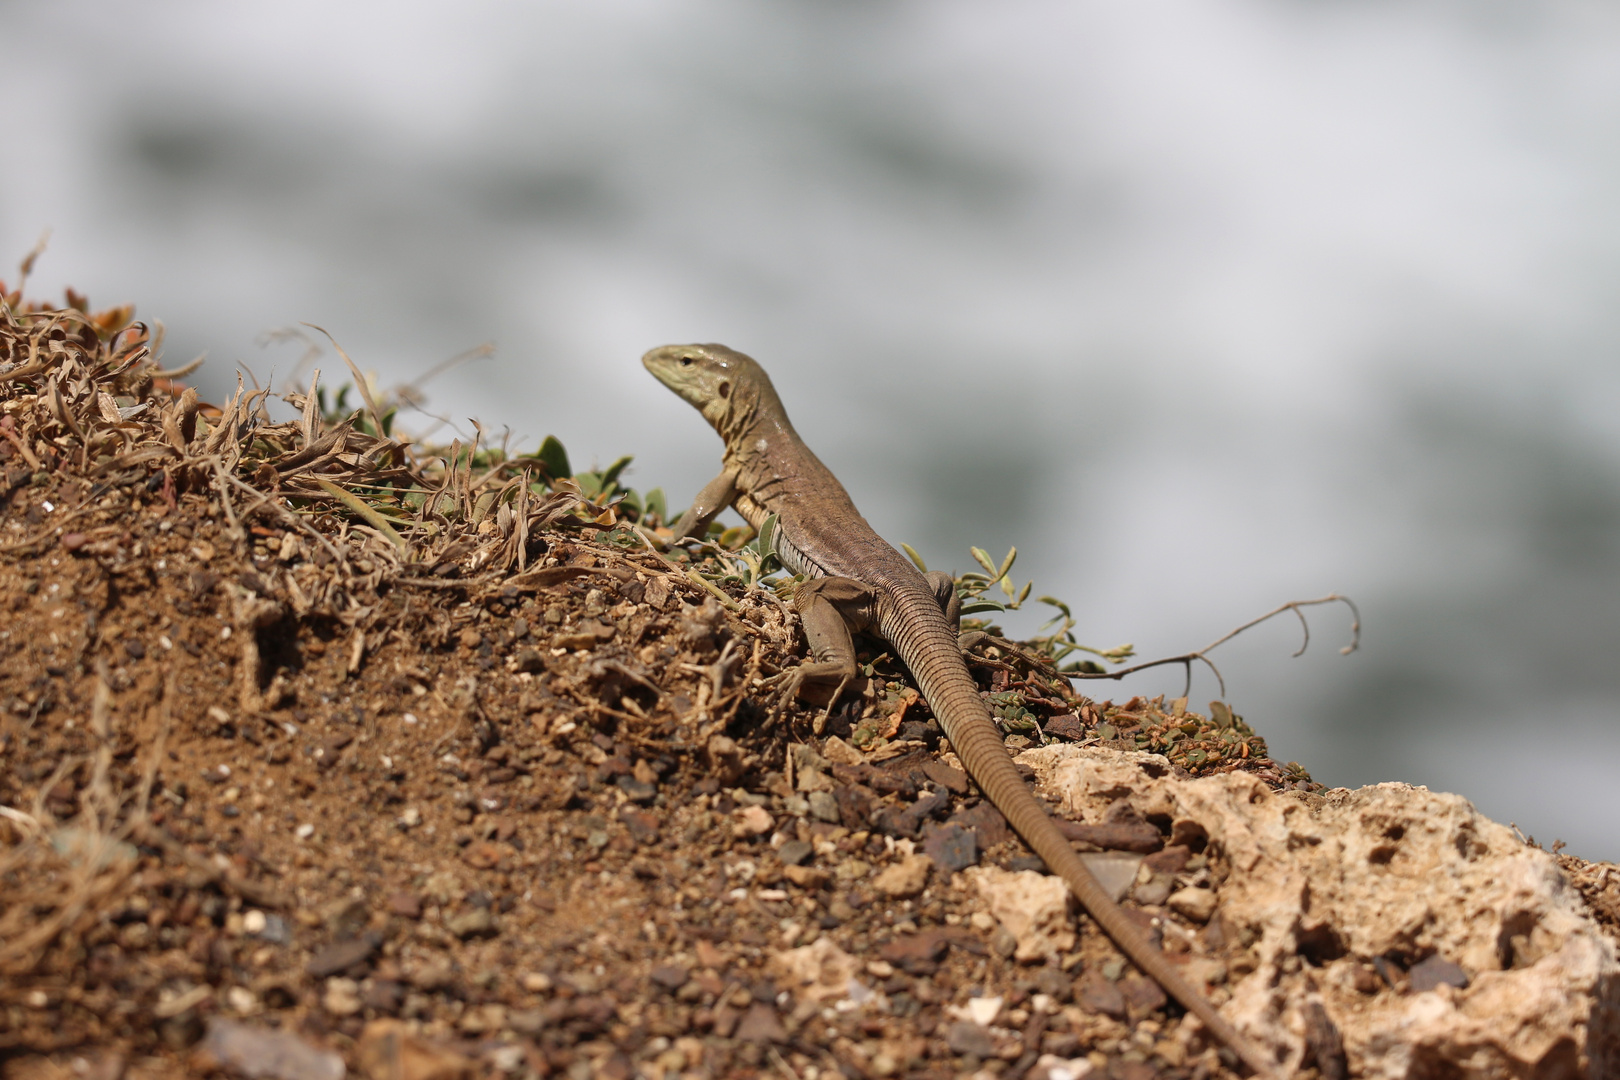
[762,663,867,734]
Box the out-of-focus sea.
[5,1,1618,857]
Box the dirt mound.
[4,289,1614,1080]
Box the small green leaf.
[970,546,998,577]
[996,546,1017,581]
[574,471,603,498]
[1038,595,1071,618]
[960,599,1005,615]
[536,435,571,482]
[900,542,928,574]
[643,488,667,523]
[597,455,633,491]
[750,514,780,557]
[998,711,1038,733]
[1015,581,1032,605]
[718,524,752,550]
[859,652,891,678]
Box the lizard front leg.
[785,576,878,734]
[669,469,740,540]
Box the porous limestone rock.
[771,937,867,1005]
[1019,745,1620,1079]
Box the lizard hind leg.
[924,570,961,628]
[925,570,985,659]
[784,576,876,735]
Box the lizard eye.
[679,356,694,367]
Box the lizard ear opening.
[717,380,730,399]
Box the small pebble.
[446,908,499,939]
[1167,886,1218,923]
[946,1021,997,1058]
[1133,877,1172,907]
[322,978,363,1016]
[225,987,258,1015]
[388,891,423,919]
[872,855,932,898]
[1409,954,1470,992]
[807,790,841,824]
[778,839,814,866]
[733,805,774,836]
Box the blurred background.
[4,1,1618,858]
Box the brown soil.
[3,290,1615,1080]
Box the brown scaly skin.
[644,343,1282,1079]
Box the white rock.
[771,937,867,1004]
[1019,744,1620,1079]
[1030,1053,1094,1080]
[963,865,1075,962]
[224,986,258,1015]
[322,977,362,1017]
[966,994,1003,1026]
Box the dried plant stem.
[1061,593,1361,697]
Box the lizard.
[643,343,1280,1079]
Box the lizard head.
[642,343,780,434]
